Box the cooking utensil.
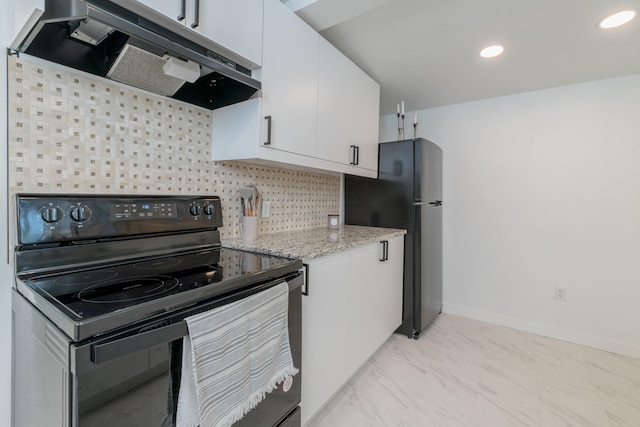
[252,186,260,217]
[239,187,254,216]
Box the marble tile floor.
[306,313,640,427]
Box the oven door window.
[75,340,181,426]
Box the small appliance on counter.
[344,138,443,339]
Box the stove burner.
[53,270,118,286]
[133,258,182,270]
[78,276,179,303]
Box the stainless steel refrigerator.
[344,138,442,338]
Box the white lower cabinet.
[301,235,403,425]
[347,236,403,374]
[301,252,350,426]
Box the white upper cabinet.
[260,0,319,157]
[212,0,380,178]
[128,0,263,66]
[317,37,380,173]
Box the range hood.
[12,0,261,110]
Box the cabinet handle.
[302,263,309,296]
[191,0,200,29]
[264,115,272,145]
[349,145,360,165]
[380,240,389,262]
[177,0,186,21]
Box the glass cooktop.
[24,248,297,320]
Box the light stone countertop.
[222,225,406,261]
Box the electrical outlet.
[555,286,567,302]
[261,200,271,218]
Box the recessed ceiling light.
[479,45,504,58]
[599,10,636,29]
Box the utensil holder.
[240,216,258,241]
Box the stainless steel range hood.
[12,0,261,110]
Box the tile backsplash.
[7,56,340,239]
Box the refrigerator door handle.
[413,200,442,206]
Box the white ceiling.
[282,0,640,115]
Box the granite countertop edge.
[222,225,406,261]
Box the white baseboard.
[442,303,640,360]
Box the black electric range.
[14,194,302,341]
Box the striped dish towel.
[177,281,298,427]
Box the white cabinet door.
[346,241,384,374]
[301,254,350,425]
[195,0,264,66]
[317,37,353,166]
[376,236,404,339]
[350,66,380,171]
[317,37,380,172]
[261,0,318,157]
[347,236,404,374]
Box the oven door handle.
[92,321,188,364]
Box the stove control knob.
[69,206,90,222]
[203,203,215,216]
[41,207,62,223]
[189,204,200,216]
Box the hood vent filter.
[107,44,188,97]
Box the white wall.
[381,74,640,358]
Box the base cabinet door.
[375,236,404,340]
[347,236,403,374]
[301,253,350,425]
[346,242,382,374]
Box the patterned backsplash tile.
[7,56,340,239]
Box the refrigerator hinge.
[408,329,420,340]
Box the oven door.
[70,273,302,427]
